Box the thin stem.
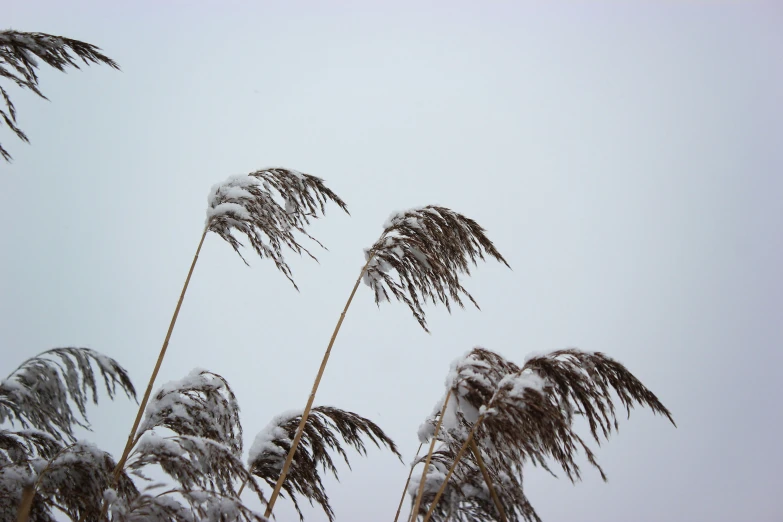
[99,226,209,520]
[263,255,375,519]
[393,443,423,522]
[469,438,507,522]
[16,486,34,522]
[410,391,452,522]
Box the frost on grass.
[248,406,400,522]
[362,206,510,332]
[412,347,676,522]
[205,167,349,289]
[0,29,119,162]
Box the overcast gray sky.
[2,1,782,521]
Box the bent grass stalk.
[100,226,209,519]
[469,438,507,522]
[261,255,375,517]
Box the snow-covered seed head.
[136,369,242,455]
[205,167,349,290]
[128,369,266,507]
[362,206,510,332]
[248,406,400,522]
[0,30,119,162]
[0,347,136,444]
[415,348,676,521]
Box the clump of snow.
[205,202,252,224]
[407,459,449,497]
[498,372,547,400]
[247,409,302,467]
[478,405,498,417]
[136,431,185,457]
[205,174,263,224]
[103,488,118,504]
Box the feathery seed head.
[206,167,349,289]
[363,206,510,332]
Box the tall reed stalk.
[262,254,374,517]
[109,227,208,486]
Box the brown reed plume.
[108,167,348,509]
[0,29,119,162]
[0,348,136,522]
[413,348,675,522]
[264,206,510,519]
[0,348,136,444]
[104,368,268,521]
[244,406,400,521]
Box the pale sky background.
[2,1,782,521]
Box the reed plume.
[105,368,268,521]
[0,29,119,162]
[412,348,675,522]
[110,167,348,499]
[265,205,510,519]
[0,348,136,444]
[0,348,136,522]
[246,406,400,521]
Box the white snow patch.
[248,409,302,466]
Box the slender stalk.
[16,486,34,522]
[393,443,423,522]
[263,256,375,519]
[99,226,209,519]
[469,438,507,522]
[409,391,452,522]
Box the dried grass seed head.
[363,206,510,332]
[418,348,521,444]
[458,348,674,483]
[416,348,675,519]
[0,347,136,444]
[248,405,400,522]
[130,369,265,505]
[136,369,242,454]
[206,167,349,289]
[0,29,119,162]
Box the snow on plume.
[498,372,547,399]
[205,175,261,225]
[247,409,302,467]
